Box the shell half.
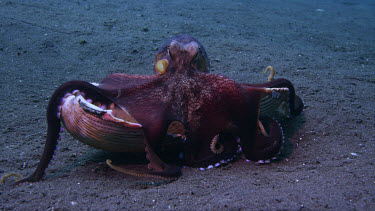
[60,93,146,152]
[59,91,185,153]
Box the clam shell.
[60,94,146,152]
[260,88,290,117]
[60,94,185,153]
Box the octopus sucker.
[255,159,271,164]
[210,134,224,154]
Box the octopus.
[13,34,303,184]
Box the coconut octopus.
[14,34,303,184]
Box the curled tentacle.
[1,173,23,184]
[242,117,283,161]
[210,134,224,154]
[263,66,275,82]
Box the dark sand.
[1,0,374,210]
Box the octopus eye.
[155,59,169,75]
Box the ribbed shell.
[259,88,290,117]
[60,95,145,152]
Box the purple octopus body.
[16,35,303,183]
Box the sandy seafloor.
[1,0,374,210]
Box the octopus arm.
[100,76,182,178]
[15,81,105,184]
